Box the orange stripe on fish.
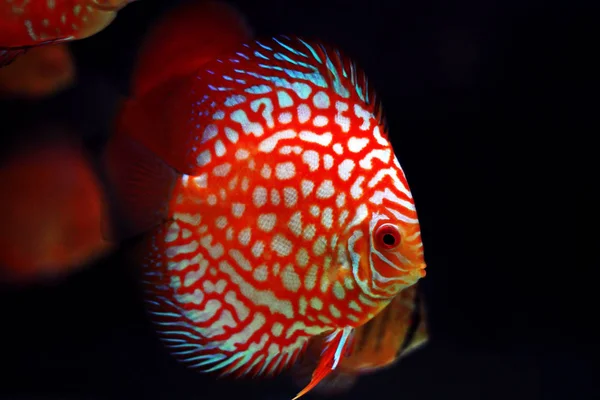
[0,0,136,67]
[103,1,427,398]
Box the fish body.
[0,43,75,99]
[0,0,135,67]
[104,1,426,398]
[290,285,429,395]
[0,135,112,284]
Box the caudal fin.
[132,0,253,97]
[102,112,177,242]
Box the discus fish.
[104,1,426,398]
[0,43,75,99]
[0,135,113,284]
[0,0,136,67]
[290,284,429,395]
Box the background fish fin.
[102,125,177,242]
[132,0,254,97]
[399,292,429,357]
[0,48,26,68]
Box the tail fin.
[132,0,253,97]
[102,102,177,242]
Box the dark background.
[0,0,591,399]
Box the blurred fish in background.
[0,0,138,67]
[0,132,114,285]
[290,284,428,396]
[0,43,75,99]
[0,0,137,285]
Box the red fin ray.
[292,327,354,400]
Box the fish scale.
[109,29,426,398]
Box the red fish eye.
[375,224,401,250]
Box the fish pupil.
[376,224,401,250]
[382,233,396,246]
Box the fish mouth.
[364,250,423,299]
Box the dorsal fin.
[233,35,386,128]
[123,34,390,178]
[132,0,253,97]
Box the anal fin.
[292,326,354,400]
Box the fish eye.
[375,224,401,250]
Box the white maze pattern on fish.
[141,36,422,376]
